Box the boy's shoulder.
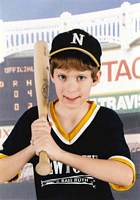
[17,106,38,123]
[97,105,122,125]
[23,105,38,117]
[99,106,118,115]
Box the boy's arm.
[57,150,134,188]
[38,131,135,190]
[0,144,35,183]
[31,118,135,189]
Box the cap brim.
[49,47,100,67]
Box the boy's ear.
[92,70,101,86]
[96,70,101,81]
[50,74,54,83]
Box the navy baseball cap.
[49,29,102,67]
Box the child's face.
[51,68,94,108]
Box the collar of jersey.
[49,100,97,144]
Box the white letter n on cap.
[70,33,85,46]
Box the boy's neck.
[54,101,91,133]
[55,101,90,118]
[55,101,89,114]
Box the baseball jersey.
[0,101,135,200]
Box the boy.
[0,29,136,200]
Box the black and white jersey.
[0,101,135,200]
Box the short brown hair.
[50,55,100,82]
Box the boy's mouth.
[63,96,80,101]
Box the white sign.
[91,46,140,95]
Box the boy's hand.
[31,117,62,161]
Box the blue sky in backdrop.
[0,0,140,21]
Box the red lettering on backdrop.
[102,61,118,81]
[0,128,10,139]
[132,57,140,79]
[102,57,140,82]
[3,129,9,137]
[115,60,131,81]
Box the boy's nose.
[66,80,79,92]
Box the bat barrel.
[34,41,52,176]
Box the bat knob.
[35,162,52,176]
[35,151,52,176]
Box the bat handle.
[35,151,52,176]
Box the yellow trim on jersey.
[0,153,8,159]
[49,47,100,67]
[50,101,97,142]
[109,156,136,191]
[0,153,21,183]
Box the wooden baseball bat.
[34,41,52,176]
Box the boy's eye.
[77,75,87,81]
[58,74,66,81]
